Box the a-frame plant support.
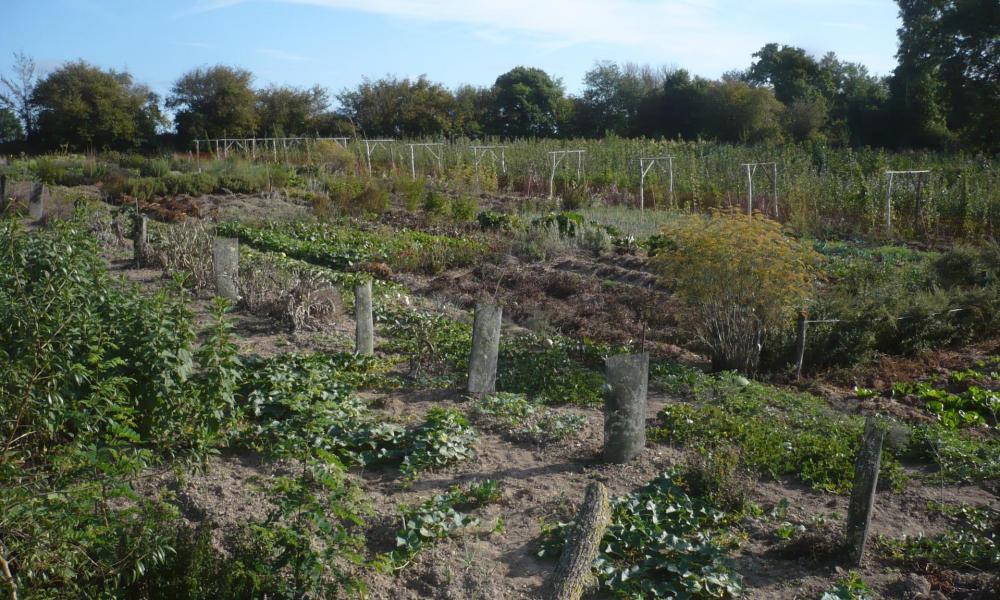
[637,156,674,211]
[362,139,395,176]
[471,145,507,188]
[407,143,444,180]
[548,150,586,199]
[741,162,778,216]
[884,170,930,234]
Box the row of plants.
[650,363,1000,491]
[218,219,486,275]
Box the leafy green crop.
[650,369,905,493]
[540,472,742,599]
[386,480,503,569]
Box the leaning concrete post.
[795,312,808,378]
[28,182,47,219]
[467,302,502,395]
[132,215,149,266]
[603,353,649,463]
[354,280,374,356]
[212,237,239,302]
[548,481,611,600]
[846,417,886,566]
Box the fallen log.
[547,481,611,600]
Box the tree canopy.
[168,65,257,143]
[31,61,162,151]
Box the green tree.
[703,80,784,143]
[256,84,329,136]
[168,65,257,143]
[452,84,493,137]
[0,107,22,144]
[337,75,455,137]
[576,61,650,136]
[891,0,999,149]
[747,43,821,104]
[31,61,162,150]
[488,67,565,137]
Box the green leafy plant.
[539,471,742,599]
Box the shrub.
[651,211,821,372]
[312,139,357,174]
[451,195,479,221]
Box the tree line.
[1,0,996,152]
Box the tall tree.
[577,62,649,136]
[891,0,999,149]
[168,65,257,143]
[0,107,22,144]
[31,61,162,150]
[256,84,329,136]
[0,52,38,141]
[747,44,821,104]
[489,67,565,138]
[337,75,455,137]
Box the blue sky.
[3,0,902,103]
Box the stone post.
[354,280,374,356]
[846,417,886,566]
[132,215,149,266]
[212,237,239,302]
[603,353,649,463]
[467,302,502,395]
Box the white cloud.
[184,0,898,74]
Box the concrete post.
[354,280,374,356]
[795,312,808,378]
[603,353,649,463]
[846,417,886,566]
[467,302,502,395]
[132,215,149,267]
[212,237,239,302]
[28,182,47,220]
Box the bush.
[651,211,821,372]
[451,195,479,221]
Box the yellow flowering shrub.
[651,211,821,372]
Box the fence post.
[795,312,808,378]
[0,174,6,213]
[846,417,886,566]
[354,280,374,356]
[467,302,502,396]
[603,353,649,463]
